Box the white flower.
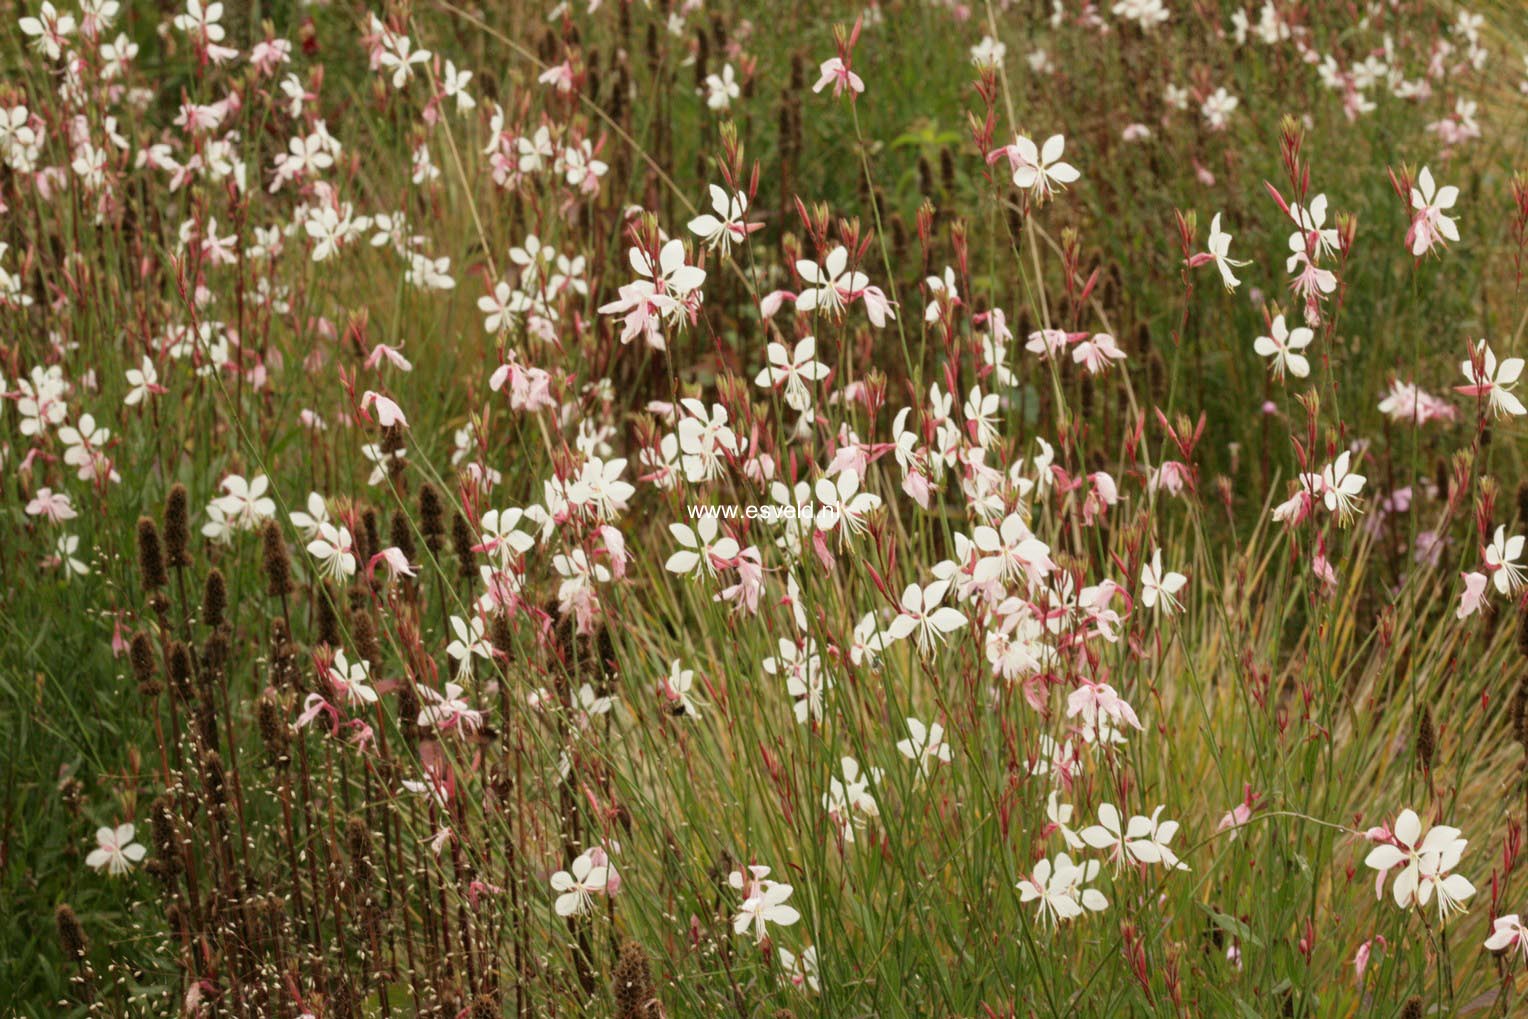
[1484,526,1526,596]
[1006,134,1080,201]
[1140,548,1187,614]
[813,469,881,536]
[326,650,377,704]
[1363,808,1475,919]
[550,850,608,917]
[1312,451,1365,521]
[1017,853,1107,925]
[1201,87,1239,129]
[56,534,89,577]
[795,246,867,318]
[1458,341,1525,418]
[442,61,476,113]
[289,492,329,540]
[1485,915,1528,962]
[1253,314,1312,380]
[1202,213,1251,291]
[732,878,800,943]
[884,580,967,653]
[703,63,740,110]
[659,659,702,718]
[446,615,493,678]
[1408,166,1460,257]
[1079,804,1187,870]
[688,185,751,255]
[306,523,356,580]
[755,336,829,412]
[123,356,160,405]
[664,517,739,578]
[86,823,145,875]
[896,717,952,774]
[378,32,430,89]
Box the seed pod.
[347,817,373,889]
[270,620,302,692]
[150,794,179,861]
[59,777,84,815]
[490,613,515,659]
[389,510,416,564]
[202,750,228,814]
[452,512,476,581]
[201,629,229,684]
[167,641,194,700]
[163,484,192,568]
[611,940,657,1019]
[1416,705,1435,772]
[315,589,342,648]
[1517,600,1528,658]
[257,692,289,770]
[130,633,161,697]
[262,520,292,597]
[1401,998,1423,1019]
[358,507,380,568]
[397,684,422,746]
[353,612,383,671]
[1513,675,1528,754]
[419,484,445,556]
[137,517,168,591]
[55,904,89,961]
[202,569,227,630]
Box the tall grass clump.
[2,0,1528,1017]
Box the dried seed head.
[55,904,88,961]
[59,776,84,815]
[389,510,416,563]
[200,629,229,684]
[196,697,219,750]
[357,506,380,568]
[167,641,194,700]
[262,520,292,597]
[1515,675,1528,755]
[137,517,168,591]
[352,612,383,671]
[452,512,476,581]
[397,684,422,746]
[490,612,515,659]
[130,633,161,697]
[611,940,658,1019]
[202,568,227,630]
[419,483,445,555]
[257,692,289,770]
[270,620,302,692]
[1416,705,1435,772]
[315,588,342,648]
[163,484,192,569]
[1400,998,1423,1019]
[150,794,178,859]
[347,817,373,889]
[1517,600,1528,658]
[202,750,228,811]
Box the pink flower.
[25,487,77,522]
[86,823,146,875]
[1456,571,1488,619]
[812,57,863,98]
[360,390,408,429]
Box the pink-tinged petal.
[1393,808,1422,848]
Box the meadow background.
[3,0,1528,1016]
